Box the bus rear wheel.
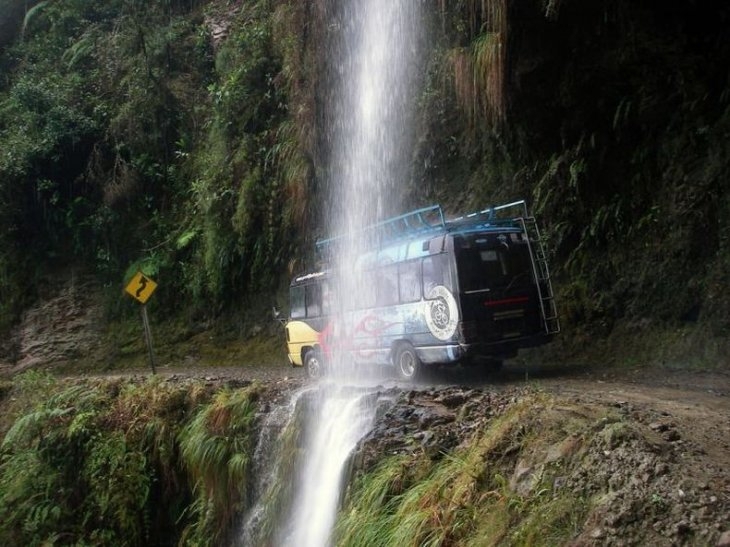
[394,344,422,382]
[303,350,324,380]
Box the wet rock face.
[356,386,523,470]
[2,273,104,372]
[347,385,730,546]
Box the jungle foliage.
[0,371,260,546]
[0,0,314,330]
[415,0,730,340]
[0,0,728,344]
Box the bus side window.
[290,286,305,319]
[321,281,331,316]
[352,271,376,309]
[423,254,451,297]
[398,261,421,303]
[305,283,321,317]
[376,265,398,307]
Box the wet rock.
[7,273,105,371]
[435,392,467,408]
[413,430,434,446]
[674,520,691,536]
[510,459,537,496]
[414,405,455,428]
[663,429,681,442]
[546,435,582,463]
[655,462,670,476]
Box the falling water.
[329,0,424,256]
[288,1,423,545]
[278,384,380,546]
[239,390,303,546]
[245,2,425,545]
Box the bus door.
[453,232,542,345]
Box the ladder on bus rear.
[519,217,561,335]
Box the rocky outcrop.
[3,272,104,372]
[347,385,730,546]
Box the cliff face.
[0,272,105,373]
[412,1,730,342]
[344,380,730,546]
[0,374,728,546]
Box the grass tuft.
[178,384,260,545]
[336,393,592,547]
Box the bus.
[283,200,559,380]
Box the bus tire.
[303,350,325,380]
[394,343,422,382]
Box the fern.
[178,385,260,545]
[62,28,98,68]
[21,0,50,38]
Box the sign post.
[140,304,156,374]
[124,271,159,374]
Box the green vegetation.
[406,0,730,369]
[0,1,728,362]
[0,0,314,331]
[1,1,726,544]
[0,371,261,546]
[179,386,260,545]
[5,377,602,546]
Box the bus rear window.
[455,234,532,292]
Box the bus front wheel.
[394,344,421,382]
[303,350,324,380]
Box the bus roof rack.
[316,199,530,255]
[447,200,529,226]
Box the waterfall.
[237,384,393,547]
[329,0,424,262]
[240,1,425,544]
[286,0,423,544]
[279,384,380,546]
[239,389,304,547]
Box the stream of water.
[240,1,424,545]
[280,384,380,546]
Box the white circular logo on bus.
[424,285,458,340]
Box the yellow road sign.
[125,271,158,304]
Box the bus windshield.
[454,233,533,293]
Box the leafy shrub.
[0,375,258,546]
